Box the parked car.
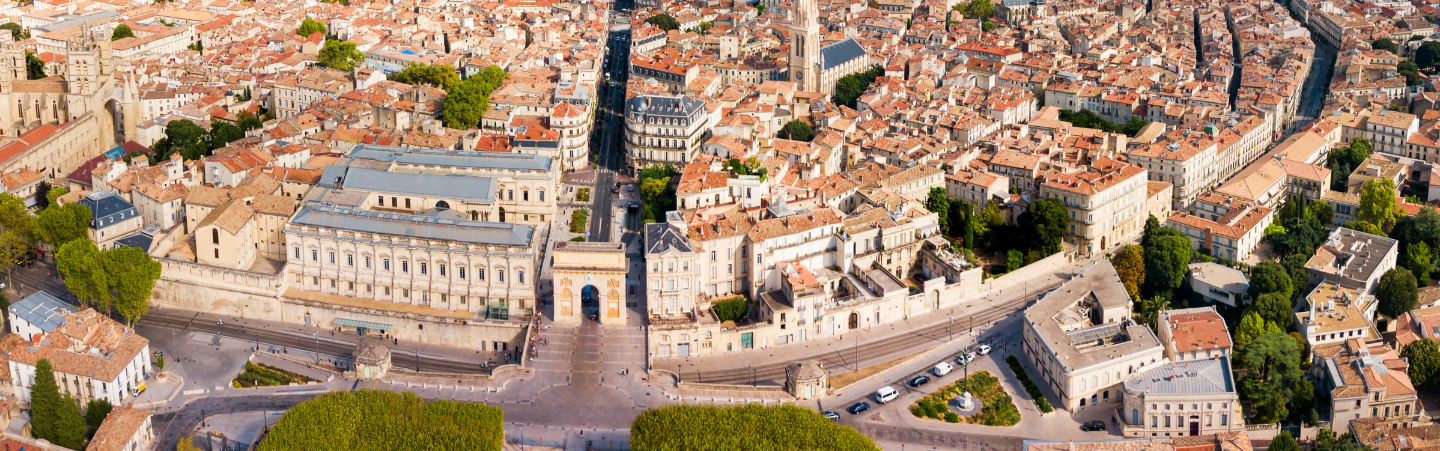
[1081,421,1106,431]
[957,353,975,365]
[823,411,840,421]
[847,402,870,414]
[976,344,992,355]
[875,386,899,403]
[908,375,931,387]
[932,362,954,377]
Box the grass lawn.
[233,362,319,387]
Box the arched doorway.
[103,98,123,145]
[931,291,939,310]
[498,207,507,223]
[435,200,450,211]
[848,312,859,330]
[581,285,599,319]
[1100,236,1107,251]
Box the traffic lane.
[829,348,988,418]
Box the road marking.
[183,389,206,396]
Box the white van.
[933,362,954,377]
[875,386,899,404]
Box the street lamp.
[312,332,319,364]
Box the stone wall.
[152,258,528,350]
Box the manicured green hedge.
[257,390,503,451]
[712,298,748,322]
[1006,355,1054,413]
[632,404,877,451]
[570,209,589,234]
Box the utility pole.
[313,332,320,365]
[948,314,953,342]
[854,331,859,372]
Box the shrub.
[944,412,960,423]
[569,236,585,242]
[713,298,748,322]
[910,405,925,417]
[155,355,164,370]
[1007,355,1053,413]
[257,391,504,451]
[631,405,878,451]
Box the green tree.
[316,40,364,72]
[982,21,995,32]
[238,110,264,132]
[924,187,951,235]
[644,13,680,31]
[1378,268,1420,319]
[296,17,326,37]
[160,119,209,160]
[966,0,995,20]
[1410,241,1435,286]
[105,246,162,325]
[1373,37,1399,54]
[257,390,505,451]
[1310,199,1334,228]
[0,192,30,235]
[1402,338,1440,389]
[1019,197,1066,255]
[208,119,244,150]
[1111,245,1146,301]
[35,202,91,247]
[24,50,44,80]
[111,23,135,41]
[1346,219,1385,236]
[30,359,87,450]
[0,229,30,288]
[1006,249,1022,272]
[1269,432,1301,451]
[1419,41,1440,69]
[631,404,878,451]
[1359,178,1402,232]
[1288,377,1315,420]
[1252,292,1295,330]
[1249,260,1294,300]
[387,63,460,89]
[1399,60,1424,86]
[1234,312,1268,348]
[831,65,884,108]
[441,66,507,129]
[85,398,112,432]
[0,22,26,41]
[44,186,67,208]
[57,239,109,311]
[778,119,814,142]
[1241,331,1305,424]
[1143,228,1192,298]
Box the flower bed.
[570,209,589,234]
[909,371,1020,426]
[233,362,319,387]
[1006,355,1054,413]
[577,188,591,202]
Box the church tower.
[788,0,820,92]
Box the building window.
[329,252,335,264]
[347,254,354,266]
[402,261,409,273]
[311,250,317,261]
[294,247,300,259]
[383,258,390,270]
[365,256,371,268]
[498,270,505,282]
[211,229,220,244]
[420,262,427,275]
[518,270,525,284]
[478,268,485,281]
[459,267,466,279]
[440,264,446,276]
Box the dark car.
[1081,421,1106,431]
[847,402,870,414]
[908,375,931,387]
[823,411,840,421]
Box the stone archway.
[550,241,628,325]
[102,98,123,145]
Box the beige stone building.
[1165,193,1275,262]
[2,307,151,407]
[1039,157,1148,255]
[1313,338,1424,431]
[1118,357,1245,438]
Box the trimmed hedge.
[570,209,589,234]
[257,390,503,451]
[1006,355,1054,413]
[234,362,317,387]
[632,404,878,451]
[713,298,748,323]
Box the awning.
[334,318,393,331]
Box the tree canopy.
[1359,178,1402,232]
[387,63,460,89]
[644,13,680,31]
[778,120,814,142]
[441,66,507,129]
[56,240,161,324]
[257,390,503,451]
[1234,312,1269,348]
[1408,241,1434,286]
[1377,268,1419,319]
[1056,109,1151,136]
[1418,41,1440,69]
[35,202,92,247]
[1249,260,1294,301]
[24,50,44,80]
[1269,432,1301,451]
[1373,38,1399,54]
[631,404,878,451]
[1143,227,1192,298]
[317,40,365,72]
[0,23,26,42]
[924,187,952,235]
[296,17,327,37]
[1020,197,1067,255]
[832,65,884,109]
[111,23,135,41]
[1111,245,1145,301]
[1403,338,1440,389]
[1240,331,1306,423]
[1252,292,1296,331]
[1328,137,1373,191]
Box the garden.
[909,370,1020,426]
[576,187,590,202]
[233,362,319,387]
[569,209,588,234]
